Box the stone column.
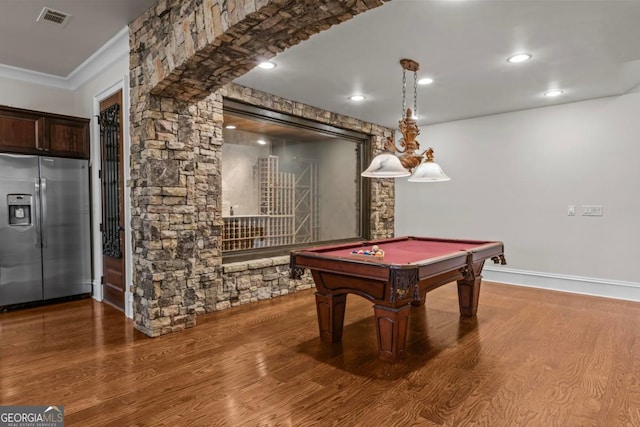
[129,92,224,336]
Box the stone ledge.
[271,256,290,266]
[247,259,274,269]
[221,254,294,273]
[222,262,248,273]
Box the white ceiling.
[1,0,640,128]
[0,0,155,77]
[236,0,640,127]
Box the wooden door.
[99,92,126,311]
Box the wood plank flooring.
[1,282,640,426]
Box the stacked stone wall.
[129,93,226,336]
[216,257,314,311]
[222,83,396,238]
[130,0,388,102]
[129,0,394,336]
[204,83,395,312]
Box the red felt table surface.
[317,239,488,265]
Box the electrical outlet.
[582,205,603,216]
[568,205,575,216]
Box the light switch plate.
[582,205,603,216]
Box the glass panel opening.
[222,101,369,258]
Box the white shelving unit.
[222,155,319,252]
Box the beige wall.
[221,139,270,216]
[396,92,640,297]
[0,53,128,119]
[0,77,76,116]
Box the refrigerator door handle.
[34,178,42,248]
[41,178,48,249]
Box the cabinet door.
[46,117,90,158]
[0,109,44,154]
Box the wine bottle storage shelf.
[223,155,318,252]
[222,216,267,251]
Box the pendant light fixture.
[361,59,450,182]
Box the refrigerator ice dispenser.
[7,194,33,226]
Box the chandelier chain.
[413,70,418,119]
[402,68,407,118]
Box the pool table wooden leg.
[411,288,428,306]
[373,304,411,362]
[315,293,347,343]
[457,276,482,316]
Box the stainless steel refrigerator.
[0,153,91,306]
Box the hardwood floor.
[1,282,639,426]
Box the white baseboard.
[125,292,134,319]
[91,280,133,319]
[483,266,640,302]
[92,279,103,302]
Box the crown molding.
[0,63,70,89]
[0,26,129,91]
[67,26,129,90]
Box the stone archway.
[128,0,390,336]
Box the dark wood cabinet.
[46,116,90,158]
[0,109,45,154]
[0,105,90,159]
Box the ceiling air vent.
[36,7,72,28]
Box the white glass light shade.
[408,160,451,182]
[361,153,411,178]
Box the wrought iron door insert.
[99,103,122,258]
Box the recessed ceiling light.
[507,53,532,63]
[258,61,276,70]
[349,95,366,101]
[224,125,236,129]
[418,78,434,85]
[544,89,564,97]
[257,139,267,145]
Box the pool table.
[290,236,506,362]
